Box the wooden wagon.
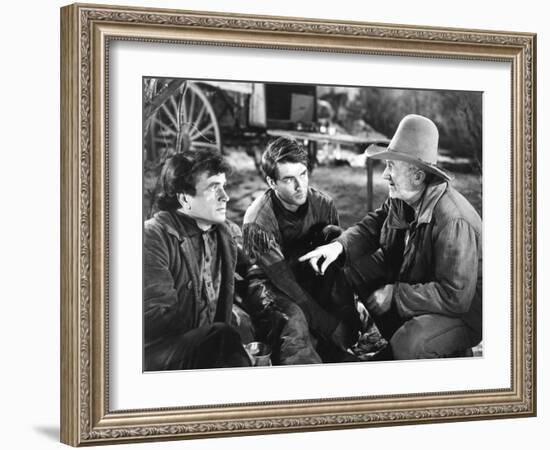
[144,78,388,211]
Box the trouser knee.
[277,299,322,365]
[390,315,473,360]
[281,300,313,343]
[390,327,427,360]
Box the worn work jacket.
[338,181,482,337]
[144,210,252,346]
[242,188,341,337]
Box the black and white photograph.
[53,1,538,447]
[142,78,483,371]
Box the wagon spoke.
[190,141,219,150]
[153,118,177,136]
[179,97,189,126]
[149,81,222,158]
[188,89,197,125]
[181,84,191,126]
[161,103,178,128]
[189,122,214,140]
[169,96,178,114]
[194,104,206,129]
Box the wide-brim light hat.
[366,114,452,182]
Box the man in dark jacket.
[300,115,482,360]
[144,149,257,371]
[242,136,360,365]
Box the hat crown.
[389,114,439,165]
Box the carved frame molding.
[61,3,536,446]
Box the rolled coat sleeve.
[394,218,480,318]
[337,200,388,264]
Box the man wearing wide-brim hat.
[300,114,482,359]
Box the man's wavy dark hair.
[260,136,309,181]
[156,148,231,211]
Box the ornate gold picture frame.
[60,3,536,446]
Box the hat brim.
[366,144,452,182]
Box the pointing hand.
[298,241,344,275]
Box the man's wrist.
[367,284,394,316]
[332,240,346,266]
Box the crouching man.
[144,148,256,371]
[300,115,482,360]
[243,136,361,365]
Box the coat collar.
[153,210,231,242]
[416,181,448,224]
[387,181,448,228]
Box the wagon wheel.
[149,80,222,161]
